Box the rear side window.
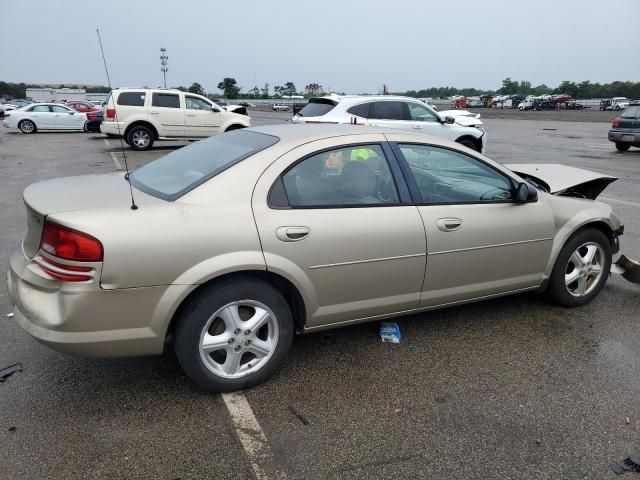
[31,105,50,112]
[130,130,279,200]
[346,103,371,117]
[117,91,145,106]
[152,93,180,108]
[369,102,407,120]
[297,99,336,117]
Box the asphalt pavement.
[1,112,639,480]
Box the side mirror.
[516,182,538,203]
[211,105,221,113]
[68,111,75,114]
[444,115,455,124]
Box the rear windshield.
[621,106,640,118]
[297,99,336,117]
[129,130,279,201]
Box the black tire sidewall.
[174,279,294,392]
[127,126,154,150]
[458,139,478,151]
[547,228,612,307]
[615,142,630,152]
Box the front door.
[252,135,427,328]
[391,141,555,307]
[406,101,452,139]
[50,105,84,129]
[184,95,220,137]
[150,92,184,135]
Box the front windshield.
[129,130,279,200]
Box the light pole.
[160,48,168,88]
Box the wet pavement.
[0,113,639,479]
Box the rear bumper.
[608,129,640,144]
[7,249,170,357]
[100,121,127,136]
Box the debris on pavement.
[612,255,640,284]
[6,312,14,318]
[379,322,401,343]
[612,454,640,475]
[288,405,310,425]
[0,363,23,383]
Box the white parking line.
[104,138,124,171]
[221,392,287,480]
[601,197,640,208]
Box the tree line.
[399,78,640,99]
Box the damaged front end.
[505,163,640,284]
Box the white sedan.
[2,103,87,133]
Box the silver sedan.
[7,125,625,391]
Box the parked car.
[0,103,17,118]
[89,100,106,107]
[608,103,640,152]
[65,101,104,132]
[8,124,626,391]
[209,98,248,116]
[7,99,33,108]
[292,94,487,152]
[468,99,484,108]
[611,97,630,111]
[272,103,290,111]
[100,88,250,150]
[450,96,469,108]
[66,100,101,113]
[2,103,87,133]
[561,101,584,110]
[600,99,612,111]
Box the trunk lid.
[505,163,617,200]
[21,173,160,257]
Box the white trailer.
[25,88,87,103]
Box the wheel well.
[165,270,307,346]
[124,121,158,140]
[225,124,245,132]
[575,221,616,247]
[455,135,482,152]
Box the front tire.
[18,119,36,134]
[615,142,630,152]
[174,278,294,392]
[457,138,479,151]
[126,125,154,150]
[546,228,611,307]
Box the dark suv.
[608,103,640,152]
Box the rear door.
[389,139,554,307]
[184,95,220,137]
[252,134,427,328]
[150,92,184,136]
[29,105,52,128]
[365,101,411,131]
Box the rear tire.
[545,228,611,308]
[174,278,294,392]
[126,125,154,151]
[615,142,630,152]
[18,119,36,134]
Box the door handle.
[436,217,462,232]
[276,226,310,242]
[187,113,196,117]
[150,111,159,114]
[413,125,423,129]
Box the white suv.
[101,88,251,150]
[292,95,486,152]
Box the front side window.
[399,144,513,203]
[185,96,212,110]
[369,101,407,121]
[280,145,399,207]
[407,102,438,122]
[130,130,278,200]
[117,91,145,106]
[152,93,180,108]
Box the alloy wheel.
[564,242,605,297]
[198,300,279,379]
[132,130,150,148]
[20,121,34,133]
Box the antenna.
[96,29,138,210]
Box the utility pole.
[160,48,168,88]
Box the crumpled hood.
[505,163,617,199]
[438,109,483,126]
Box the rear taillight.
[3,113,10,118]
[40,221,103,262]
[106,108,116,120]
[612,119,619,128]
[87,113,96,120]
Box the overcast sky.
[1,0,639,94]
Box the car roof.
[245,123,448,147]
